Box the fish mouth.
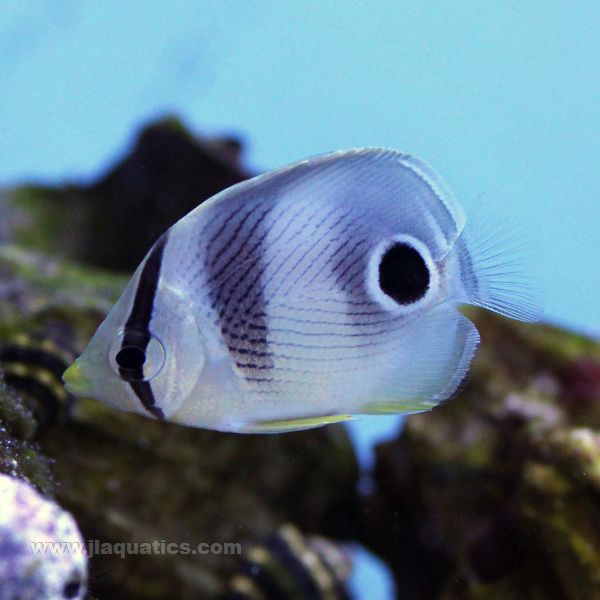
[62,361,90,396]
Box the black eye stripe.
[130,380,165,420]
[116,334,150,382]
[119,232,169,419]
[115,346,147,371]
[124,232,169,335]
[378,242,430,305]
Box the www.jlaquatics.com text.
[29,540,242,559]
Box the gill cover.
[65,233,205,420]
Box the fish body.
[63,149,538,433]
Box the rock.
[0,473,87,600]
[363,309,600,599]
[41,401,358,599]
[223,523,353,599]
[3,117,251,272]
[0,374,54,494]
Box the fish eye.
[378,241,431,305]
[115,346,146,370]
[109,330,166,382]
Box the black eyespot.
[63,577,81,598]
[378,242,430,305]
[115,346,147,370]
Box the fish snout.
[62,361,90,396]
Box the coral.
[0,473,87,600]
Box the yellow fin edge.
[361,400,437,415]
[243,414,353,433]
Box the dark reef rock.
[223,523,353,599]
[42,401,357,599]
[363,310,600,599]
[4,117,250,272]
[0,374,53,494]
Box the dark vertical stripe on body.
[205,204,274,381]
[124,232,169,338]
[120,232,169,420]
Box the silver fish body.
[63,149,538,433]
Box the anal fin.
[242,413,353,434]
[361,399,437,415]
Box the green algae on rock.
[40,400,358,599]
[0,245,126,341]
[0,375,53,494]
[0,244,125,441]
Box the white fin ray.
[457,208,543,322]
